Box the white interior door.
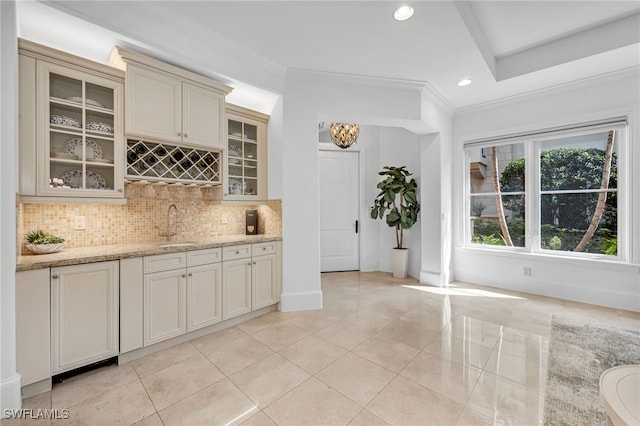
[319,150,359,272]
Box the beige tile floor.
[8,272,639,426]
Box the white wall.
[1,0,21,412]
[453,69,640,311]
[267,96,284,199]
[420,87,455,286]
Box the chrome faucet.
[160,204,179,242]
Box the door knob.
[52,274,59,279]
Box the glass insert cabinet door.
[37,61,124,198]
[226,117,261,199]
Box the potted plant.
[370,166,420,278]
[25,229,65,254]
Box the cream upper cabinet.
[220,104,269,202]
[182,82,224,148]
[125,64,182,144]
[111,47,232,151]
[51,261,119,375]
[18,39,125,201]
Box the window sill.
[456,245,640,273]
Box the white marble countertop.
[17,234,282,272]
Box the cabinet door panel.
[120,257,143,354]
[183,82,224,149]
[16,269,50,385]
[252,254,278,310]
[187,263,222,331]
[144,269,186,346]
[126,64,181,143]
[222,259,251,320]
[223,107,268,201]
[51,261,119,374]
[35,61,124,199]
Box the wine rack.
[126,140,221,185]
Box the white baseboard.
[1,373,22,413]
[279,291,323,312]
[420,270,444,287]
[21,379,51,400]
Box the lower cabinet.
[144,268,186,346]
[187,262,222,331]
[51,261,119,375]
[143,248,222,346]
[222,257,252,320]
[222,241,282,319]
[252,251,278,310]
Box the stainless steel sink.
[156,242,196,248]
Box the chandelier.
[330,123,360,149]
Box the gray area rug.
[544,316,640,425]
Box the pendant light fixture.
[329,122,360,149]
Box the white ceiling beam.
[496,12,640,81]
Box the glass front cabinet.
[223,104,268,202]
[36,62,124,198]
[18,40,125,201]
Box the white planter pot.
[391,248,409,279]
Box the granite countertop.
[17,234,282,272]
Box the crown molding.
[455,66,640,117]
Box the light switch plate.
[74,216,86,230]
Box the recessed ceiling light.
[393,5,414,21]
[457,78,472,87]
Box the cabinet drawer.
[187,248,222,266]
[144,252,186,273]
[223,244,251,261]
[253,241,277,257]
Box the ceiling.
[18,1,640,112]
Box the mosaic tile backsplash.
[19,185,281,254]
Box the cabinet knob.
[184,133,188,138]
[181,274,186,278]
[177,132,181,137]
[253,261,256,265]
[236,250,239,254]
[248,262,251,266]
[117,188,123,193]
[188,273,193,277]
[263,247,266,251]
[52,274,59,279]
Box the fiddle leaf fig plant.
[370,166,420,249]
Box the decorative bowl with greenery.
[25,230,65,254]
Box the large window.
[466,120,625,260]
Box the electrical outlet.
[74,216,86,230]
[523,266,532,277]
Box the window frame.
[464,119,628,262]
